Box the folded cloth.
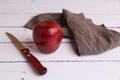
[24,13,71,38]
[24,9,120,56]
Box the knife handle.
[21,48,47,75]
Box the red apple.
[33,20,63,54]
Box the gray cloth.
[24,9,120,56]
[24,13,71,38]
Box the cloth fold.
[24,9,120,56]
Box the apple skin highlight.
[33,20,63,54]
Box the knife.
[5,32,47,75]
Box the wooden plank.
[0,14,120,27]
[0,27,70,42]
[0,27,120,42]
[0,42,120,61]
[0,14,32,27]
[85,14,120,27]
[0,62,120,80]
[0,28,33,42]
[0,0,120,14]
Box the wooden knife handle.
[21,48,47,75]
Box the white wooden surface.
[1,0,120,80]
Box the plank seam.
[1,60,120,63]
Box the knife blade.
[6,32,47,75]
